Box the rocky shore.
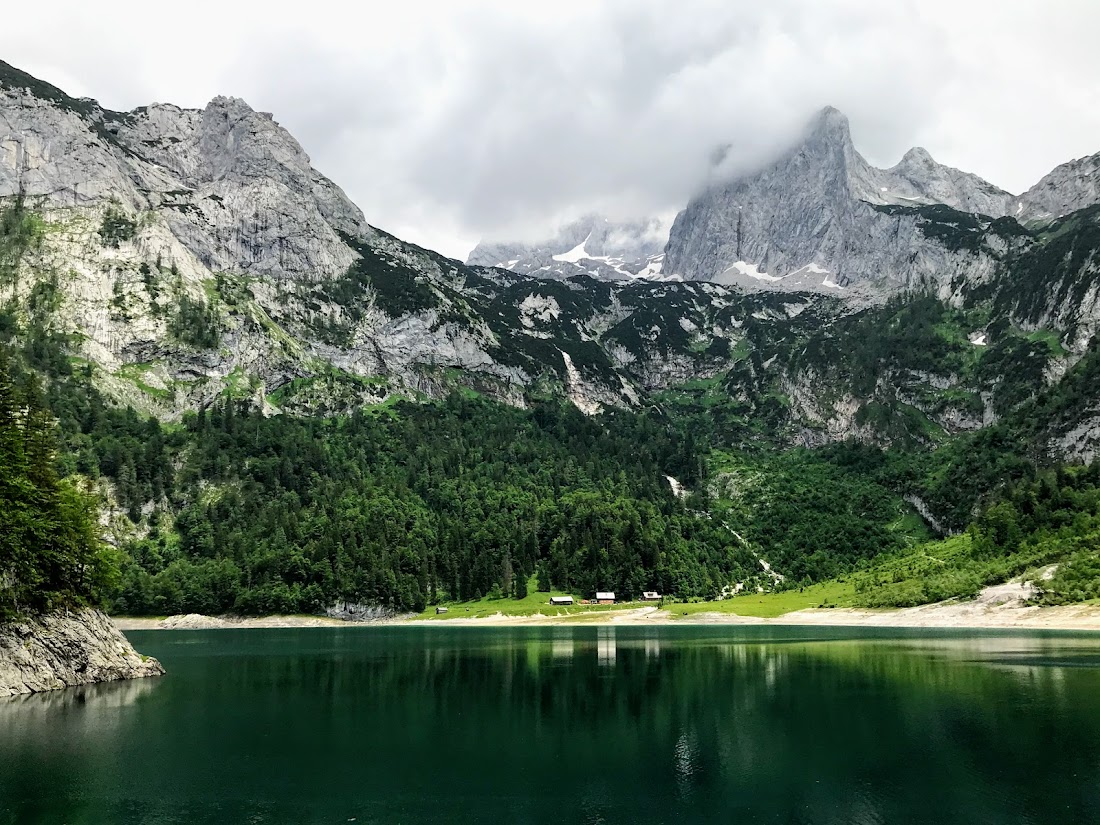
[1,608,164,696]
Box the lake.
[2,626,1100,824]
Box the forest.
[2,322,769,615]
[0,351,115,620]
[3,202,1100,617]
[4,301,1100,619]
[107,395,763,614]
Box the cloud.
[3,0,1100,258]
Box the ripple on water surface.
[2,626,1100,824]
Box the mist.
[4,0,1099,258]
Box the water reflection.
[597,626,616,665]
[645,637,660,659]
[551,632,574,660]
[0,676,159,732]
[673,728,702,801]
[1,627,1099,825]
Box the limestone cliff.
[663,107,1019,294]
[0,608,163,696]
[1017,151,1100,224]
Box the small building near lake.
[596,592,616,605]
[435,606,449,614]
[641,591,661,601]
[550,596,574,606]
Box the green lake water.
[2,626,1100,824]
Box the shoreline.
[113,600,1100,632]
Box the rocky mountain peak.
[1,60,370,293]
[793,106,859,179]
[1016,150,1100,224]
[663,104,1022,290]
[806,105,853,144]
[883,148,1014,215]
[897,146,935,168]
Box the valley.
[6,4,1100,820]
[2,57,1100,642]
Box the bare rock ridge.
[1016,150,1100,224]
[0,59,545,415]
[0,609,163,696]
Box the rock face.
[0,60,727,418]
[663,106,1017,293]
[0,62,367,282]
[467,213,668,281]
[325,602,405,622]
[1016,151,1100,224]
[3,57,1100,456]
[0,60,560,413]
[0,608,163,696]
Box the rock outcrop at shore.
[325,601,406,622]
[0,608,163,696]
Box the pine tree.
[0,348,109,619]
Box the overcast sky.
[4,0,1099,258]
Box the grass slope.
[663,580,857,619]
[415,579,636,620]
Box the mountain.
[0,63,367,280]
[0,60,662,414]
[663,106,1018,294]
[467,213,669,281]
[1016,150,1100,224]
[4,60,1100,622]
[4,60,1100,452]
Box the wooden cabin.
[549,596,574,606]
[596,591,616,605]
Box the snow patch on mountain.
[552,235,593,264]
[636,255,664,279]
[715,261,783,284]
[468,214,670,282]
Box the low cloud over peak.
[5,0,1100,258]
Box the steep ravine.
[0,608,163,696]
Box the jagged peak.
[889,146,1014,199]
[204,95,267,119]
[899,146,935,166]
[814,104,847,122]
[806,105,852,143]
